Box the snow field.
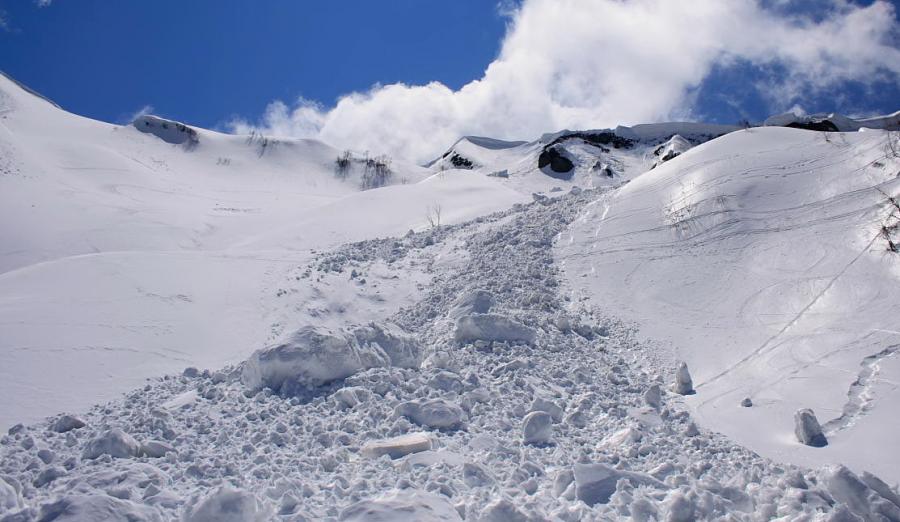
[3,190,898,520]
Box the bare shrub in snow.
[426,204,442,229]
[361,154,392,189]
[334,150,352,179]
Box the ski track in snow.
[822,344,900,434]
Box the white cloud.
[231,0,900,163]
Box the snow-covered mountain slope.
[428,122,739,193]
[4,186,899,522]
[0,74,530,430]
[4,68,900,520]
[558,126,900,482]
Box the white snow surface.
[2,71,900,520]
[0,73,529,429]
[559,126,900,483]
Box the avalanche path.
[1,188,899,521]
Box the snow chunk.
[530,397,564,422]
[448,289,495,319]
[522,411,553,445]
[395,399,465,430]
[82,428,141,459]
[361,432,433,459]
[49,414,86,433]
[141,440,175,458]
[794,408,827,447]
[339,490,461,521]
[242,325,398,393]
[183,486,272,522]
[0,476,23,512]
[821,465,900,521]
[573,463,666,506]
[352,322,422,369]
[644,384,662,408]
[36,494,162,522]
[672,362,694,395]
[454,313,536,345]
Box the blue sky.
[0,1,507,127]
[1,0,899,161]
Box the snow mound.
[454,314,536,345]
[339,490,461,522]
[242,323,421,394]
[182,486,272,522]
[133,115,199,146]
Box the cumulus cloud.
[231,0,900,163]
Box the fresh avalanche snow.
[2,72,900,520]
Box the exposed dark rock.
[549,131,634,150]
[787,120,840,132]
[449,153,475,169]
[538,147,574,179]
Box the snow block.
[672,362,694,395]
[448,289,495,319]
[339,490,461,521]
[644,384,662,408]
[183,486,272,522]
[361,433,433,459]
[454,313,536,345]
[573,463,666,506]
[794,408,827,447]
[523,411,553,445]
[242,325,393,393]
[395,399,465,430]
[49,414,86,433]
[82,428,141,459]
